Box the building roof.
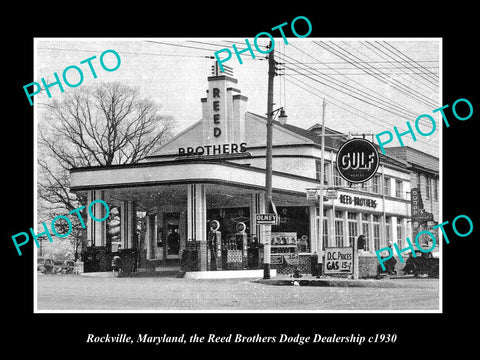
[264,114,409,171]
[264,114,350,149]
[146,110,413,172]
[385,146,439,174]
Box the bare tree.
[38,82,174,259]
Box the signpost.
[306,188,319,201]
[256,213,278,225]
[325,188,338,199]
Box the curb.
[80,271,117,278]
[253,276,429,288]
[79,270,180,278]
[183,269,277,279]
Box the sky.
[34,37,441,157]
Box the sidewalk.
[253,274,432,288]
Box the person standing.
[112,244,121,275]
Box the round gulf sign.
[336,138,379,183]
[209,220,220,231]
[235,222,246,233]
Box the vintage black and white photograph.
[31,37,442,312]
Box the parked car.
[37,256,46,272]
[61,260,75,274]
[403,250,439,277]
[41,258,56,274]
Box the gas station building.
[70,71,430,277]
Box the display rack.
[270,232,298,265]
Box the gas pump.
[235,222,248,269]
[208,220,222,271]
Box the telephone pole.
[263,42,275,279]
[317,98,327,277]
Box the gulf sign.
[336,138,379,183]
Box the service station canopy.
[70,159,320,207]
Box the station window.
[396,219,404,250]
[347,212,358,220]
[361,213,371,251]
[385,217,392,244]
[334,210,344,247]
[395,179,403,198]
[360,181,368,192]
[316,160,331,185]
[363,179,370,192]
[425,175,431,200]
[384,177,391,196]
[373,215,381,250]
[315,207,328,250]
[323,218,328,249]
[372,175,380,194]
[315,207,327,217]
[347,212,358,247]
[324,162,331,185]
[335,220,344,247]
[333,164,343,186]
[361,220,370,251]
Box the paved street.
[36,274,439,311]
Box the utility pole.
[317,98,327,278]
[263,42,275,279]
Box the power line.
[285,43,423,119]
[335,41,439,105]
[363,40,438,89]
[278,47,428,121]
[147,40,267,61]
[315,41,438,109]
[287,68,406,126]
[285,60,439,65]
[283,62,418,120]
[282,67,392,126]
[143,41,398,132]
[351,41,439,102]
[144,40,220,53]
[285,66,438,70]
[284,75,439,150]
[380,41,439,80]
[277,46,439,148]
[187,40,235,48]
[285,71,439,75]
[373,40,439,82]
[285,75,382,124]
[37,47,215,59]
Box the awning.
[70,159,320,197]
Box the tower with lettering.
[200,63,247,155]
